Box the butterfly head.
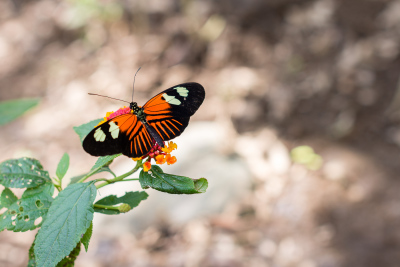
[130,102,140,112]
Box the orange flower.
[162,141,178,153]
[143,161,152,172]
[168,141,177,150]
[155,155,166,164]
[165,154,177,165]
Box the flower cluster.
[139,141,178,172]
[97,106,131,126]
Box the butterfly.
[83,83,205,158]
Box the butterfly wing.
[143,82,205,141]
[83,114,154,158]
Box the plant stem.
[54,184,62,192]
[95,160,142,189]
[118,178,139,182]
[77,155,121,183]
[76,168,101,184]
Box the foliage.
[291,145,323,170]
[0,116,208,266]
[0,98,39,126]
[140,165,208,194]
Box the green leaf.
[0,183,54,232]
[93,207,120,215]
[0,158,51,188]
[0,188,18,209]
[69,174,86,185]
[0,98,39,126]
[28,236,37,267]
[81,222,93,252]
[290,145,323,170]
[139,166,208,194]
[73,119,103,143]
[56,153,70,180]
[96,166,117,178]
[34,182,97,267]
[56,241,81,267]
[94,191,148,215]
[69,164,118,185]
[91,154,121,171]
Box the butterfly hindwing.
[83,114,153,158]
[83,82,205,157]
[143,82,205,141]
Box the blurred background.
[1,0,400,266]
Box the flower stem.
[95,160,142,189]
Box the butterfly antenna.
[132,67,142,102]
[88,93,130,104]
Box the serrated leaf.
[139,166,208,194]
[0,98,39,126]
[94,191,148,215]
[28,237,36,267]
[81,222,93,252]
[0,158,51,188]
[34,182,97,267]
[0,183,54,232]
[56,241,81,267]
[73,119,103,143]
[0,188,17,209]
[56,153,69,180]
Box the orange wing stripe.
[162,121,175,135]
[127,120,137,134]
[167,120,180,131]
[157,122,170,139]
[134,138,138,154]
[146,114,172,120]
[129,122,142,140]
[172,119,183,126]
[153,125,164,140]
[140,132,148,150]
[117,115,137,132]
[137,135,143,154]
[143,129,151,146]
[144,94,171,110]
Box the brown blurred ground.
[1,0,400,266]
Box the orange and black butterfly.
[83,83,205,158]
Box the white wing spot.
[94,128,106,142]
[175,86,188,97]
[163,93,181,105]
[109,121,120,139]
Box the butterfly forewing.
[83,114,153,158]
[143,83,205,141]
[83,82,205,158]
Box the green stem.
[93,204,120,211]
[52,178,62,192]
[54,184,62,192]
[119,178,139,182]
[77,168,101,184]
[95,160,142,189]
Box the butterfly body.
[83,83,205,158]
